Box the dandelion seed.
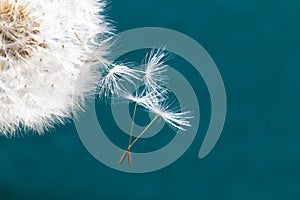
[126,100,192,149]
[119,90,193,166]
[120,86,166,151]
[120,103,192,163]
[0,0,112,136]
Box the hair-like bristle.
[97,64,142,98]
[143,48,170,92]
[142,98,193,131]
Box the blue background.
[1,0,299,199]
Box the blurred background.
[1,0,300,199]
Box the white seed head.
[0,0,112,136]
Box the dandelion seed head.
[0,0,46,68]
[0,0,112,136]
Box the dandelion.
[0,0,112,136]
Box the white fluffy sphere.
[0,0,112,136]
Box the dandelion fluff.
[142,97,193,131]
[143,48,170,92]
[0,0,112,136]
[97,64,141,98]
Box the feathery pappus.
[97,49,193,167]
[0,0,112,136]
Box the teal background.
[0,0,299,199]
